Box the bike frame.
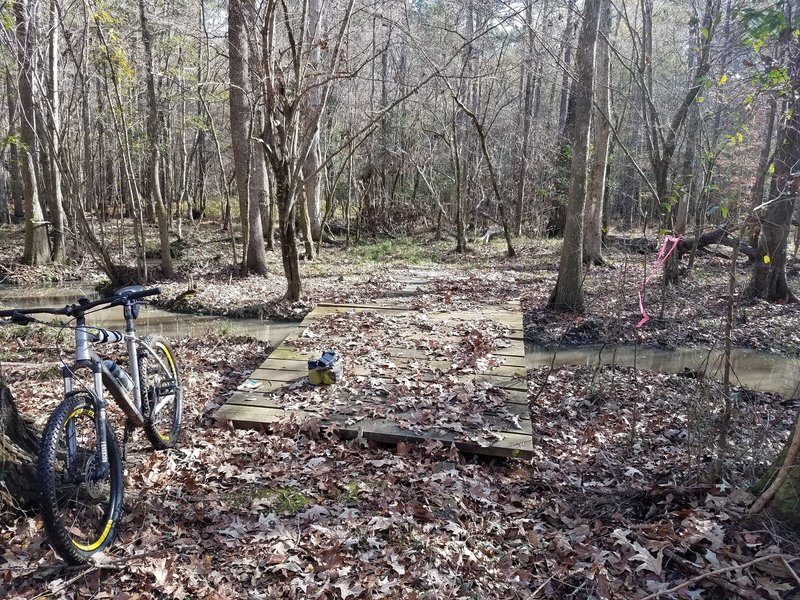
[61,301,145,478]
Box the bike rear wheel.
[37,393,124,564]
[139,334,183,450]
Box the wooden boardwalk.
[216,301,531,458]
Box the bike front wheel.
[37,392,124,564]
[139,334,183,450]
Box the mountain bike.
[0,286,183,564]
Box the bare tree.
[258,0,357,299]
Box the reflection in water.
[0,284,297,347]
[526,344,800,399]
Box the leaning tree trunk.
[0,381,39,509]
[751,410,800,531]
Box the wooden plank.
[494,342,525,357]
[256,358,310,371]
[476,375,527,392]
[216,404,532,458]
[502,389,528,405]
[308,305,412,317]
[316,302,412,311]
[250,368,308,383]
[226,386,531,434]
[266,346,316,361]
[426,310,522,329]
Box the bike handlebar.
[0,287,161,320]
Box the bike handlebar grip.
[126,287,160,301]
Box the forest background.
[1,0,800,598]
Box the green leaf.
[737,131,744,142]
[721,206,729,219]
[697,95,705,104]
[701,26,710,39]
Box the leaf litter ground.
[1,225,800,598]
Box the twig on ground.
[640,553,783,600]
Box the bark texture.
[16,0,51,265]
[583,0,612,266]
[548,0,604,311]
[747,18,800,303]
[0,381,39,509]
[228,0,269,275]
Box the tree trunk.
[228,0,269,275]
[514,0,535,235]
[6,71,23,222]
[0,380,39,509]
[274,167,303,300]
[16,0,51,266]
[747,21,800,303]
[46,0,65,264]
[583,0,611,266]
[749,93,779,247]
[751,413,800,531]
[558,0,575,135]
[303,0,324,244]
[139,0,174,279]
[548,0,604,311]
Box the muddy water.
[0,284,297,347]
[5,284,799,398]
[527,344,800,399]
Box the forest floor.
[1,221,799,599]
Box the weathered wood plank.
[216,404,532,458]
[267,346,316,361]
[256,358,310,371]
[250,368,308,383]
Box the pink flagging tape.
[635,235,682,328]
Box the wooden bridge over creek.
[216,297,531,458]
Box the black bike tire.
[37,392,124,565]
[139,334,183,450]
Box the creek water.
[0,284,297,347]
[526,344,800,399]
[4,284,799,399]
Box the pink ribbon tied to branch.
[636,234,682,329]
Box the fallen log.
[605,235,656,254]
[676,227,759,260]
